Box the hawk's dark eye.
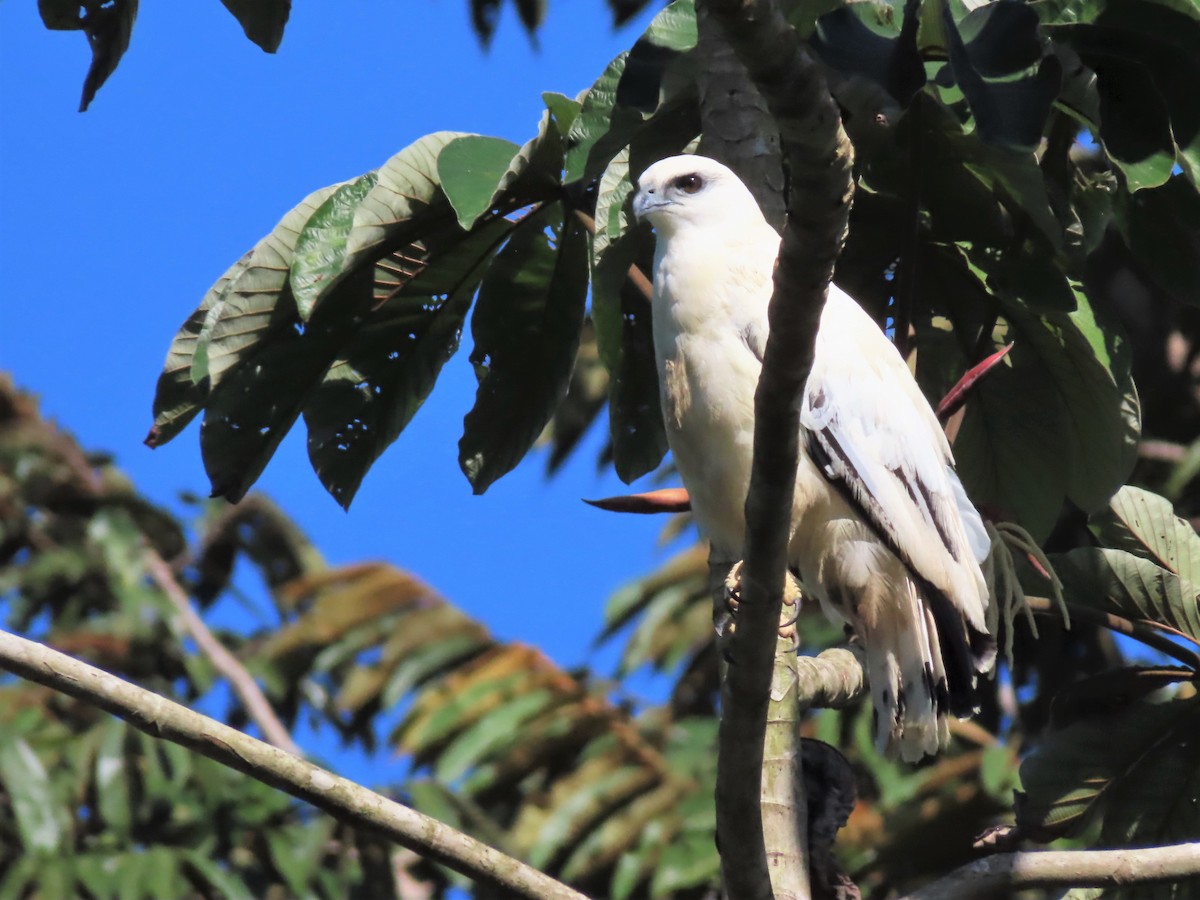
[672,173,703,194]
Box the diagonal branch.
[144,549,303,757]
[0,628,586,900]
[1025,595,1200,671]
[700,2,856,898]
[902,841,1200,899]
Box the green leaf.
[610,263,668,483]
[1043,2,1200,190]
[0,854,38,900]
[460,202,589,493]
[0,737,67,852]
[198,289,365,503]
[1017,692,1200,840]
[542,92,583,134]
[191,132,513,505]
[1054,546,1200,641]
[949,248,1139,533]
[55,0,138,112]
[440,103,571,233]
[146,251,251,447]
[435,689,559,782]
[218,0,290,52]
[619,584,695,675]
[345,131,468,269]
[95,719,132,838]
[564,0,697,181]
[438,136,523,231]
[1115,176,1200,301]
[265,825,328,897]
[191,181,344,388]
[1004,291,1141,514]
[943,0,1062,151]
[180,850,256,900]
[989,249,1078,314]
[1101,704,1200,851]
[588,148,669,483]
[290,172,379,321]
[399,668,538,753]
[381,630,491,710]
[1093,486,1200,584]
[561,784,684,884]
[566,53,628,182]
[955,340,1069,541]
[303,216,513,508]
[649,829,721,897]
[1085,51,1177,191]
[526,764,657,870]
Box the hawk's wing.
[796,290,990,630]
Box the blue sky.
[0,2,679,772]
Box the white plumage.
[633,155,995,761]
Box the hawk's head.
[633,155,763,237]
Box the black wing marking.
[806,424,989,716]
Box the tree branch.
[795,648,866,709]
[700,2,855,898]
[696,4,786,230]
[144,549,302,757]
[1026,595,1200,671]
[0,628,586,900]
[903,842,1200,900]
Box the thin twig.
[570,208,654,302]
[0,629,586,900]
[1025,596,1200,671]
[144,550,302,756]
[902,841,1200,899]
[1139,439,1188,464]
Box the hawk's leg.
[722,560,803,639]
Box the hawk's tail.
[865,577,994,762]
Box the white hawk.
[632,155,995,761]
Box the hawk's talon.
[723,560,744,617]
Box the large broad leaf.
[439,136,525,230]
[343,132,469,273]
[1040,0,1200,189]
[1092,486,1200,584]
[943,0,1062,152]
[950,248,1139,535]
[1002,289,1141,514]
[218,0,290,52]
[585,100,696,483]
[439,98,574,231]
[1018,692,1200,841]
[0,736,68,852]
[953,347,1068,540]
[565,0,698,182]
[289,173,379,321]
[40,0,139,111]
[191,182,345,388]
[810,1,926,107]
[146,250,252,447]
[1053,546,1200,641]
[302,216,516,508]
[1115,175,1200,302]
[459,202,589,493]
[162,132,522,505]
[589,202,669,482]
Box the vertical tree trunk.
[697,1,856,898]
